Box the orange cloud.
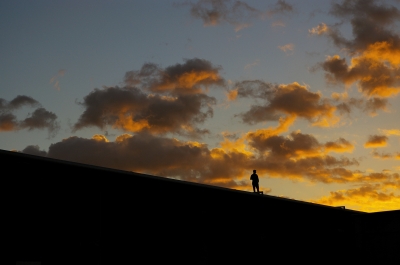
[92,134,109,142]
[226,89,238,101]
[324,138,354,153]
[308,23,328,35]
[364,135,388,148]
[74,59,225,136]
[318,1,400,99]
[0,96,59,136]
[313,184,400,212]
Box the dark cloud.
[75,59,224,137]
[324,138,354,153]
[178,0,261,31]
[268,0,294,16]
[125,58,225,95]
[39,133,253,189]
[21,130,362,188]
[8,95,39,109]
[371,149,397,160]
[247,131,354,156]
[315,0,400,99]
[0,113,18,131]
[22,145,47,157]
[329,0,400,52]
[364,135,389,148]
[234,81,338,127]
[331,94,387,117]
[74,86,215,137]
[177,0,294,31]
[0,95,39,111]
[0,96,59,136]
[364,97,388,116]
[20,108,60,136]
[321,55,400,98]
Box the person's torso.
[251,173,259,182]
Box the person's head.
[253,169,256,173]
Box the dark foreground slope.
[4,149,399,264]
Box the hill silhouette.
[4,149,398,264]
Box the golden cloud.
[364,135,388,148]
[381,129,400,136]
[324,138,354,153]
[313,183,400,212]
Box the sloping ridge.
[4,149,399,264]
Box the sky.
[1,0,400,212]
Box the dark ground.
[4,149,399,264]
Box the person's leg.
[252,184,256,192]
[256,184,259,193]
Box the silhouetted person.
[250,170,259,193]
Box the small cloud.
[278,43,294,54]
[226,89,238,101]
[364,135,388,148]
[234,22,251,32]
[268,0,294,16]
[308,23,328,35]
[244,59,260,70]
[380,129,400,136]
[50,69,66,91]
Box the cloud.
[314,0,400,99]
[0,113,18,131]
[21,128,361,188]
[124,58,225,95]
[313,182,400,212]
[325,138,354,153]
[74,59,224,137]
[234,81,339,127]
[178,0,261,31]
[278,43,294,54]
[247,130,354,158]
[21,145,47,157]
[27,132,255,189]
[73,87,215,137]
[364,135,389,148]
[0,96,59,136]
[50,69,66,91]
[381,128,400,136]
[330,92,388,117]
[267,0,294,16]
[0,95,39,111]
[177,0,293,31]
[308,23,328,35]
[321,55,400,98]
[20,108,60,137]
[371,150,400,160]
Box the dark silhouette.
[250,169,259,193]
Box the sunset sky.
[1,0,400,212]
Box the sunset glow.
[1,0,399,212]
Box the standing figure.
[250,169,259,193]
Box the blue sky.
[1,0,400,212]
